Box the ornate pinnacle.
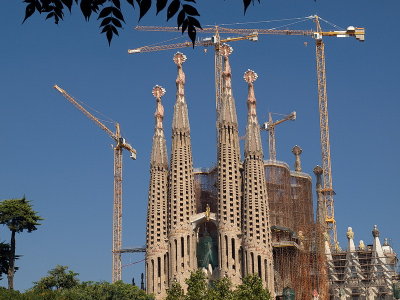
[313,165,323,190]
[372,225,380,238]
[220,44,233,57]
[173,52,187,66]
[174,52,186,103]
[244,69,258,84]
[152,85,166,99]
[346,227,354,240]
[152,85,166,130]
[292,145,303,172]
[244,69,258,117]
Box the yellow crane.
[53,85,137,282]
[262,112,296,161]
[129,15,364,250]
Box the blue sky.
[1,0,399,291]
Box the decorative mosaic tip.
[173,52,187,66]
[292,145,302,155]
[313,165,323,175]
[152,85,166,99]
[244,69,258,83]
[220,44,233,57]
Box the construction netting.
[265,160,293,230]
[194,167,218,214]
[290,172,313,233]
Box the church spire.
[172,52,190,131]
[219,44,238,125]
[242,70,274,292]
[216,44,242,285]
[146,85,169,299]
[150,85,168,168]
[168,52,196,287]
[244,69,263,156]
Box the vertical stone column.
[168,52,196,288]
[242,70,274,293]
[146,86,169,299]
[313,165,325,227]
[292,145,302,172]
[216,45,242,285]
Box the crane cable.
[122,259,145,268]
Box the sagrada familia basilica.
[144,46,399,299]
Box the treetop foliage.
[0,197,43,233]
[32,265,80,291]
[166,270,271,300]
[21,0,261,45]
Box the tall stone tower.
[145,86,169,298]
[242,70,274,292]
[167,52,196,286]
[216,45,242,284]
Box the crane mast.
[263,112,296,161]
[53,85,136,282]
[314,16,338,249]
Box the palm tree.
[0,196,43,289]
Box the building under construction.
[144,48,399,300]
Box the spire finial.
[292,145,303,172]
[244,69,258,84]
[173,52,187,66]
[313,165,323,188]
[220,44,233,57]
[152,85,166,129]
[244,69,258,117]
[346,227,354,240]
[372,225,380,238]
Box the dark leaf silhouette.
[111,17,122,27]
[106,28,113,45]
[156,0,168,15]
[34,0,42,12]
[126,0,135,8]
[61,0,73,11]
[23,3,36,23]
[167,0,180,21]
[187,16,201,29]
[177,9,185,28]
[112,0,121,9]
[80,0,92,20]
[100,16,112,26]
[181,18,188,33]
[182,4,199,16]
[187,23,196,46]
[139,0,151,21]
[98,6,113,19]
[112,7,125,22]
[46,12,55,20]
[20,0,261,45]
[243,0,251,14]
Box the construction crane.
[262,111,296,161]
[53,85,137,282]
[130,15,364,250]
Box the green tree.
[32,265,80,291]
[207,277,234,300]
[0,242,19,282]
[0,197,43,290]
[20,0,261,45]
[185,269,207,300]
[166,281,184,300]
[233,275,271,300]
